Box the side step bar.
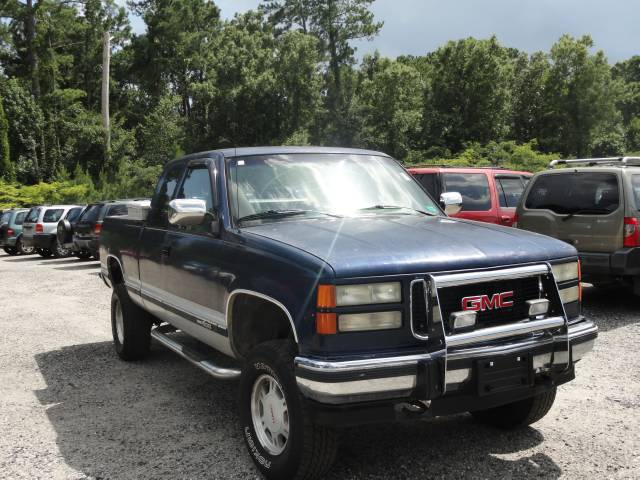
[151,327,241,380]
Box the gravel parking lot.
[0,251,639,479]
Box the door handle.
[500,216,511,224]
[160,244,172,257]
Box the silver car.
[22,205,84,258]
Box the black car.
[69,200,141,259]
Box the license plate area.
[476,354,533,396]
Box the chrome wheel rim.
[115,300,124,345]
[251,374,289,456]
[56,242,69,257]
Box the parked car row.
[0,199,146,259]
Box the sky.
[129,0,640,63]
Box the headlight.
[336,282,401,306]
[338,311,402,332]
[552,261,579,283]
[559,285,580,304]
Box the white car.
[22,205,84,258]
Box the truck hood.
[244,215,577,278]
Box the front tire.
[38,249,52,258]
[3,247,18,255]
[471,388,557,429]
[111,283,152,360]
[239,340,338,480]
[76,249,92,260]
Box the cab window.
[442,173,491,211]
[414,173,439,199]
[14,212,26,225]
[43,209,64,223]
[496,177,525,208]
[175,165,214,232]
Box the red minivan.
[408,166,532,226]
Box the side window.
[442,173,491,211]
[26,208,40,223]
[14,212,26,225]
[43,209,64,223]
[497,177,525,208]
[152,163,184,212]
[415,173,439,199]
[106,204,128,217]
[175,165,214,233]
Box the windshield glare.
[230,154,441,222]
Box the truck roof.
[175,146,390,162]
[407,165,532,176]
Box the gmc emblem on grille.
[461,291,514,311]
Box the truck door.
[161,158,233,355]
[139,161,185,318]
[495,175,526,227]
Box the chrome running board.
[151,326,241,380]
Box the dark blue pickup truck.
[99,147,597,479]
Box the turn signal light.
[623,217,639,247]
[316,285,337,334]
[35,223,43,233]
[94,222,103,235]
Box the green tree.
[511,51,550,144]
[356,53,423,159]
[422,36,513,152]
[137,95,185,166]
[0,93,12,180]
[542,35,622,157]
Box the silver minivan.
[22,205,84,258]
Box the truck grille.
[438,277,540,334]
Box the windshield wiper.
[359,205,436,216]
[238,209,341,223]
[562,208,611,221]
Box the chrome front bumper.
[295,318,597,404]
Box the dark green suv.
[516,157,640,292]
[0,208,35,255]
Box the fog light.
[446,368,471,385]
[572,340,595,362]
[449,311,476,331]
[527,298,549,317]
[533,353,552,371]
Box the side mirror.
[440,192,463,216]
[168,198,207,226]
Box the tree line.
[0,0,639,206]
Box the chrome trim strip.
[226,289,299,344]
[150,328,240,380]
[558,320,598,341]
[447,335,555,361]
[433,264,550,287]
[296,375,416,397]
[446,316,565,348]
[295,353,431,373]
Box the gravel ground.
[0,251,638,479]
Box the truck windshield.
[229,154,441,223]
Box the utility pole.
[101,31,111,155]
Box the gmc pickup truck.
[99,147,597,480]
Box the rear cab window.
[105,204,128,217]
[79,204,104,224]
[42,209,64,223]
[442,173,491,211]
[414,173,439,199]
[14,212,26,225]
[525,173,620,215]
[25,208,40,223]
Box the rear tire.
[76,250,92,260]
[111,283,152,361]
[471,388,557,429]
[16,237,34,255]
[239,340,338,480]
[3,247,18,255]
[52,239,70,258]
